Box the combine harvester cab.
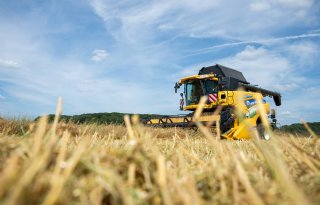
[145,64,281,140]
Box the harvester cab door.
[201,79,219,105]
[185,80,203,106]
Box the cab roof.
[198,64,248,83]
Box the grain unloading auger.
[144,64,281,140]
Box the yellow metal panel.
[196,115,220,122]
[179,74,218,83]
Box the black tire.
[220,109,234,134]
[257,123,270,140]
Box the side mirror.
[174,82,181,93]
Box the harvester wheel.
[257,123,270,140]
[220,109,234,134]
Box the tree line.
[280,122,320,135]
[35,112,164,125]
[35,112,320,135]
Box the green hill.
[35,112,166,124]
[280,122,320,135]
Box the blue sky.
[0,0,319,125]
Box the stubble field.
[0,115,319,205]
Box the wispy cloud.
[187,32,320,56]
[0,59,20,69]
[91,49,108,62]
[250,0,313,12]
[90,0,318,41]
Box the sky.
[0,0,319,125]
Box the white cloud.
[91,49,108,62]
[0,59,20,69]
[250,1,271,12]
[287,41,317,55]
[276,85,320,124]
[233,45,268,60]
[272,83,299,92]
[280,111,292,115]
[250,0,313,12]
[218,45,297,91]
[275,0,313,8]
[285,41,319,65]
[0,94,5,99]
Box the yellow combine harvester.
[145,64,281,140]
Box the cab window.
[202,79,218,94]
[185,80,202,106]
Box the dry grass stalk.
[157,155,173,205]
[302,120,318,138]
[193,96,218,145]
[127,163,136,186]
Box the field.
[0,114,319,205]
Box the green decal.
[246,107,257,118]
